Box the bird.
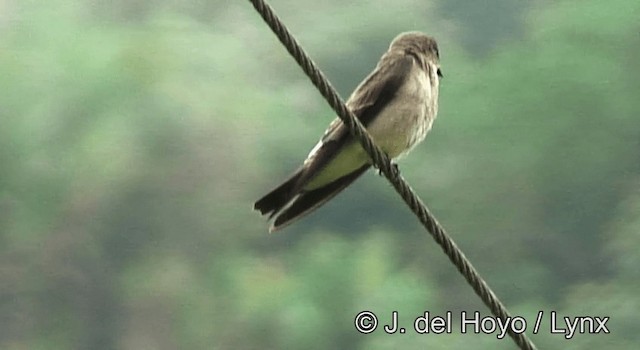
[254,31,442,232]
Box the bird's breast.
[367,65,437,159]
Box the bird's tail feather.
[269,164,370,232]
[254,169,303,218]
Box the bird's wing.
[320,53,414,144]
[299,53,414,183]
[254,53,414,219]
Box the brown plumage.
[255,32,442,232]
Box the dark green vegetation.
[1,0,638,348]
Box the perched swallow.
[255,31,442,232]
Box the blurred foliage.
[0,0,639,349]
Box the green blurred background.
[1,0,639,349]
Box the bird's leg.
[377,161,399,176]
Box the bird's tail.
[268,164,370,232]
[254,169,304,218]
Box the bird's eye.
[437,68,443,79]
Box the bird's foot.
[377,162,399,176]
